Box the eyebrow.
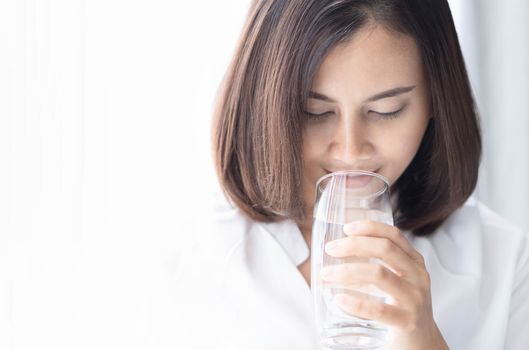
[308,85,416,103]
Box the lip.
[322,168,383,188]
[317,168,388,193]
[324,168,380,175]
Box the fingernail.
[344,222,360,233]
[334,294,348,305]
[320,267,335,279]
[325,241,338,251]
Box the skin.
[297,24,449,349]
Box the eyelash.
[304,107,404,121]
[304,111,333,121]
[371,108,403,120]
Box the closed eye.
[304,106,405,121]
[304,111,333,120]
[371,106,405,119]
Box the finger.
[320,262,414,302]
[333,292,407,328]
[325,236,416,277]
[343,220,424,263]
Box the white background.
[0,1,527,349]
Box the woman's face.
[302,24,431,214]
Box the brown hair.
[212,0,481,236]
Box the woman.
[177,1,529,349]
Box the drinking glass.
[311,170,393,350]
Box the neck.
[298,218,313,250]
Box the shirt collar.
[254,190,431,268]
[258,219,310,267]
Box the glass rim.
[315,170,390,198]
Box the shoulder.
[450,194,528,256]
[473,197,526,239]
[176,188,263,281]
[175,188,257,304]
[186,189,254,258]
[472,199,529,276]
[206,190,255,255]
[175,189,267,348]
[423,193,528,276]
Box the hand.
[320,220,449,350]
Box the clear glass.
[311,170,393,350]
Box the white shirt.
[175,191,529,350]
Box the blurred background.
[0,0,527,349]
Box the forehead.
[312,25,424,96]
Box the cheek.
[385,121,428,176]
[302,127,326,167]
[301,131,325,207]
[397,131,423,158]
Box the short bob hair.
[212,0,481,236]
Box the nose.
[330,117,373,164]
